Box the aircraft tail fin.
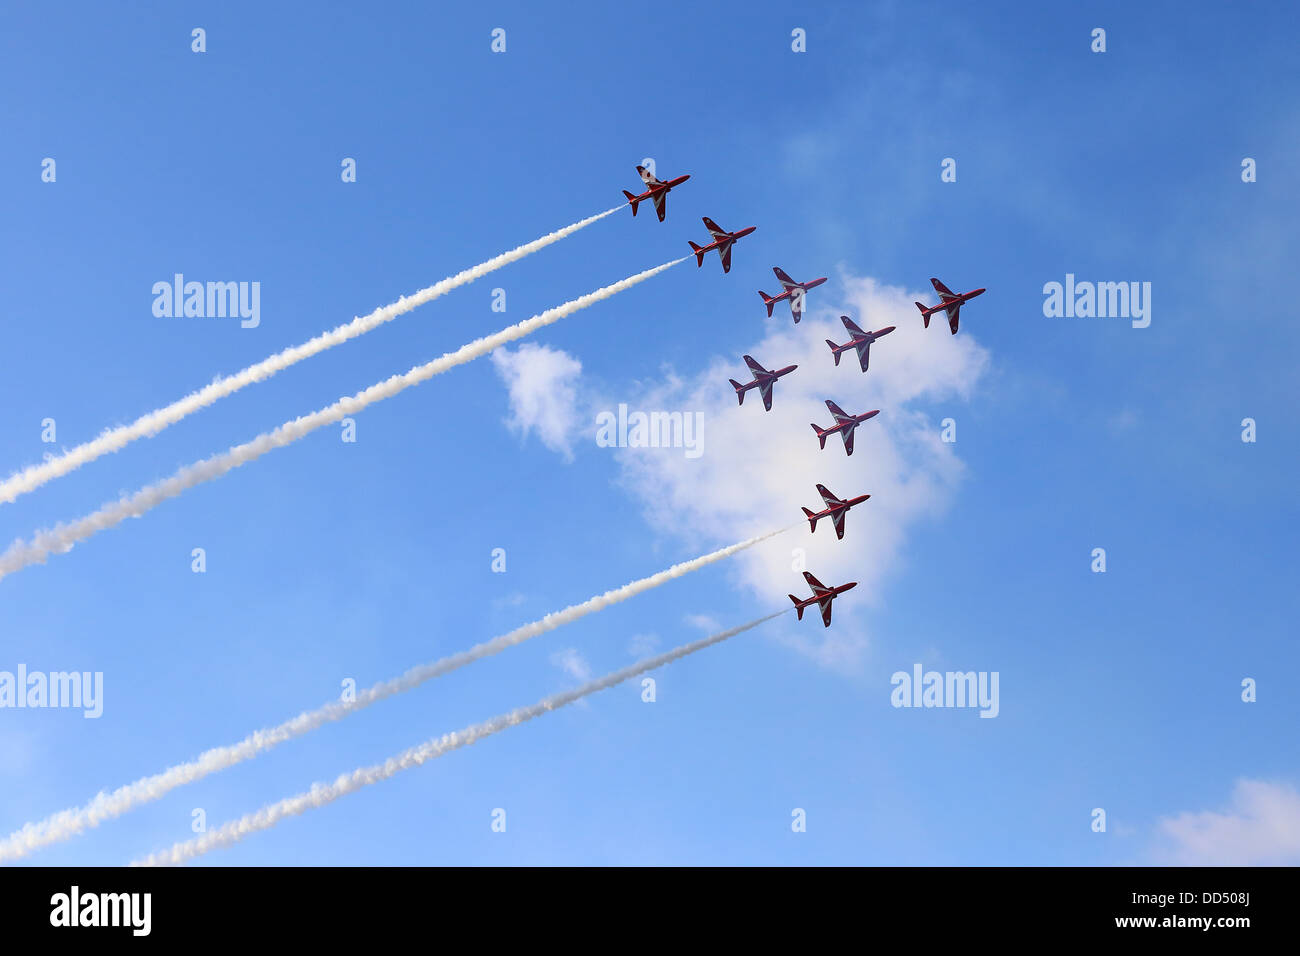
[789,595,805,620]
[811,424,827,449]
[729,379,746,405]
[801,507,819,532]
[915,301,930,328]
[688,240,705,267]
[758,292,775,317]
[826,340,841,366]
[623,190,639,216]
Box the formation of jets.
[620,165,985,627]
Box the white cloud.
[490,343,583,461]
[550,647,594,684]
[683,613,720,633]
[627,633,660,657]
[609,272,990,669]
[1153,779,1300,865]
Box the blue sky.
[1,0,1297,865]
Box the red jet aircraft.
[914,277,986,334]
[758,267,827,323]
[729,355,798,411]
[789,571,858,627]
[688,217,756,273]
[622,165,690,222]
[811,400,879,456]
[801,484,871,540]
[826,316,895,372]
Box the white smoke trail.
[0,206,622,506]
[0,257,685,583]
[0,526,788,861]
[132,611,786,866]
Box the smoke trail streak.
[0,258,685,583]
[132,611,786,866]
[0,206,622,506]
[0,525,788,861]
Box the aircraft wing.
[842,424,856,456]
[832,510,846,540]
[638,165,664,187]
[789,288,805,322]
[819,596,834,627]
[803,570,828,594]
[855,340,873,372]
[651,190,667,222]
[774,266,798,291]
[816,483,841,508]
[825,399,851,422]
[840,315,866,336]
[743,354,767,375]
[945,302,961,334]
[931,277,958,301]
[720,241,733,273]
[759,380,774,411]
[703,216,727,239]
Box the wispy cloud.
[550,648,594,683]
[683,613,719,633]
[626,633,660,657]
[1152,779,1300,865]
[491,344,584,461]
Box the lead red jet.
[622,165,690,222]
[729,355,798,411]
[688,217,756,273]
[801,484,871,540]
[826,316,895,372]
[758,267,827,323]
[789,571,858,627]
[811,400,879,456]
[914,277,986,334]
